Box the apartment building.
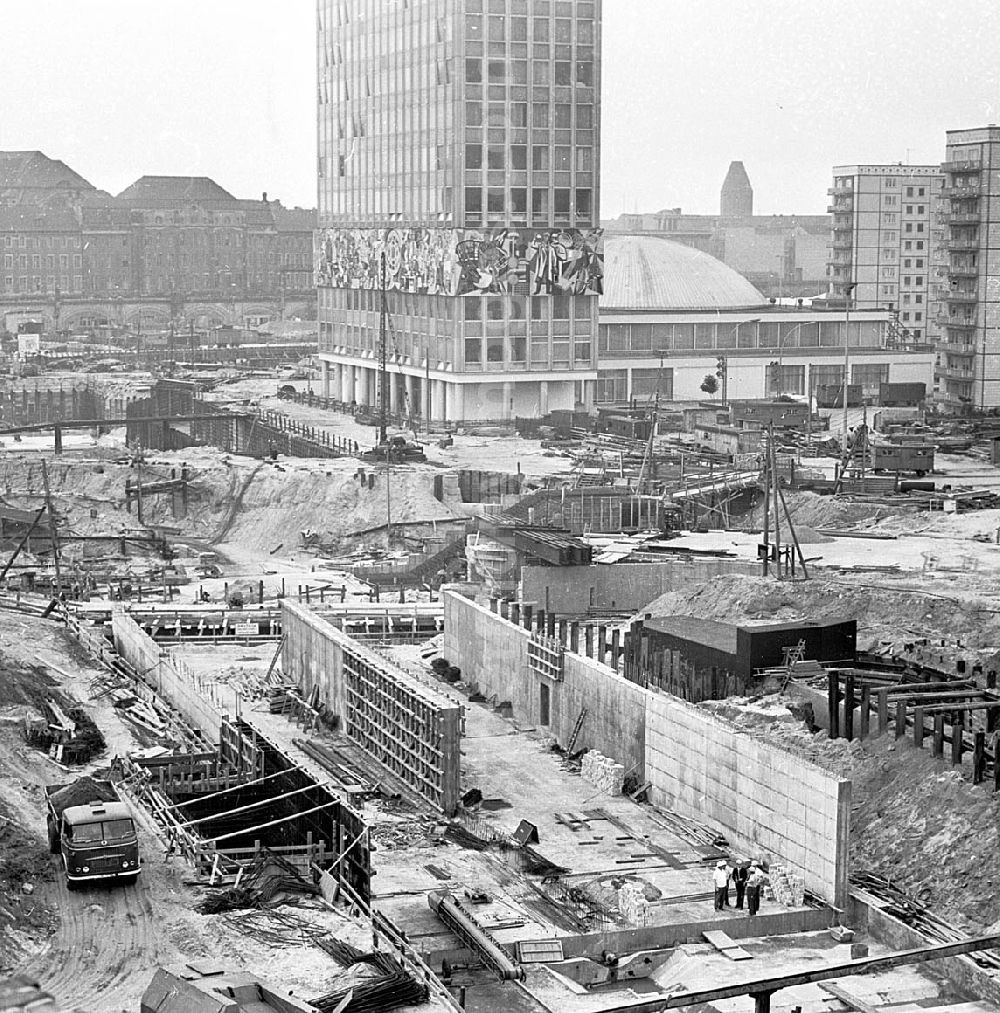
[827,164,944,354]
[938,126,1000,407]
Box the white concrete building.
[596,235,935,404]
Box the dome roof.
[601,234,765,311]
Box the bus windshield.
[71,819,135,843]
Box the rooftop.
[116,175,238,205]
[601,234,765,311]
[0,150,95,193]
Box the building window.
[466,101,482,126]
[511,145,527,170]
[532,146,549,171]
[596,369,628,403]
[487,146,504,169]
[465,59,482,83]
[466,144,483,169]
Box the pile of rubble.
[580,750,625,795]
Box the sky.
[3,1,1000,216]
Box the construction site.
[3,360,1000,1013]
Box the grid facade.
[939,127,1000,407]
[828,164,944,348]
[316,0,603,422]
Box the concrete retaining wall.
[849,889,1000,1006]
[443,593,647,776]
[443,591,852,906]
[281,599,349,720]
[645,692,851,906]
[282,600,463,813]
[111,613,228,741]
[520,559,760,615]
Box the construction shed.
[624,615,856,700]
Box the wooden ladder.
[566,707,588,753]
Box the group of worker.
[713,859,767,916]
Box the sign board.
[17,334,41,356]
[232,622,259,636]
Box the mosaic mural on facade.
[315,227,603,297]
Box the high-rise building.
[827,165,945,357]
[315,1,603,423]
[720,160,753,219]
[937,126,1000,407]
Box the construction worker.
[746,861,768,917]
[712,860,730,911]
[732,860,750,909]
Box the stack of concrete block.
[617,881,650,925]
[581,750,625,795]
[767,865,805,907]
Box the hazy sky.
[4,1,1000,216]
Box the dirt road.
[0,615,191,1011]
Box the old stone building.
[0,151,316,333]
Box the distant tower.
[720,161,753,219]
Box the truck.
[45,776,141,889]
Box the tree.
[700,374,719,396]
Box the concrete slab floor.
[520,933,992,1013]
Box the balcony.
[945,364,976,379]
[828,184,853,196]
[944,183,981,198]
[947,264,978,278]
[949,211,981,225]
[946,290,978,303]
[827,202,853,214]
[942,159,982,172]
[831,238,853,250]
[946,342,976,356]
[947,238,980,251]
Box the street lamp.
[770,321,807,396]
[719,317,760,405]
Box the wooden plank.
[820,982,881,1013]
[703,930,753,961]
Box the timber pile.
[647,804,729,850]
[197,849,319,912]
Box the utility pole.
[40,460,62,596]
[841,283,856,450]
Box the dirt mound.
[0,801,56,973]
[642,573,1000,650]
[848,734,1000,932]
[216,459,462,557]
[46,777,117,816]
[742,490,900,532]
[790,524,832,544]
[0,452,464,567]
